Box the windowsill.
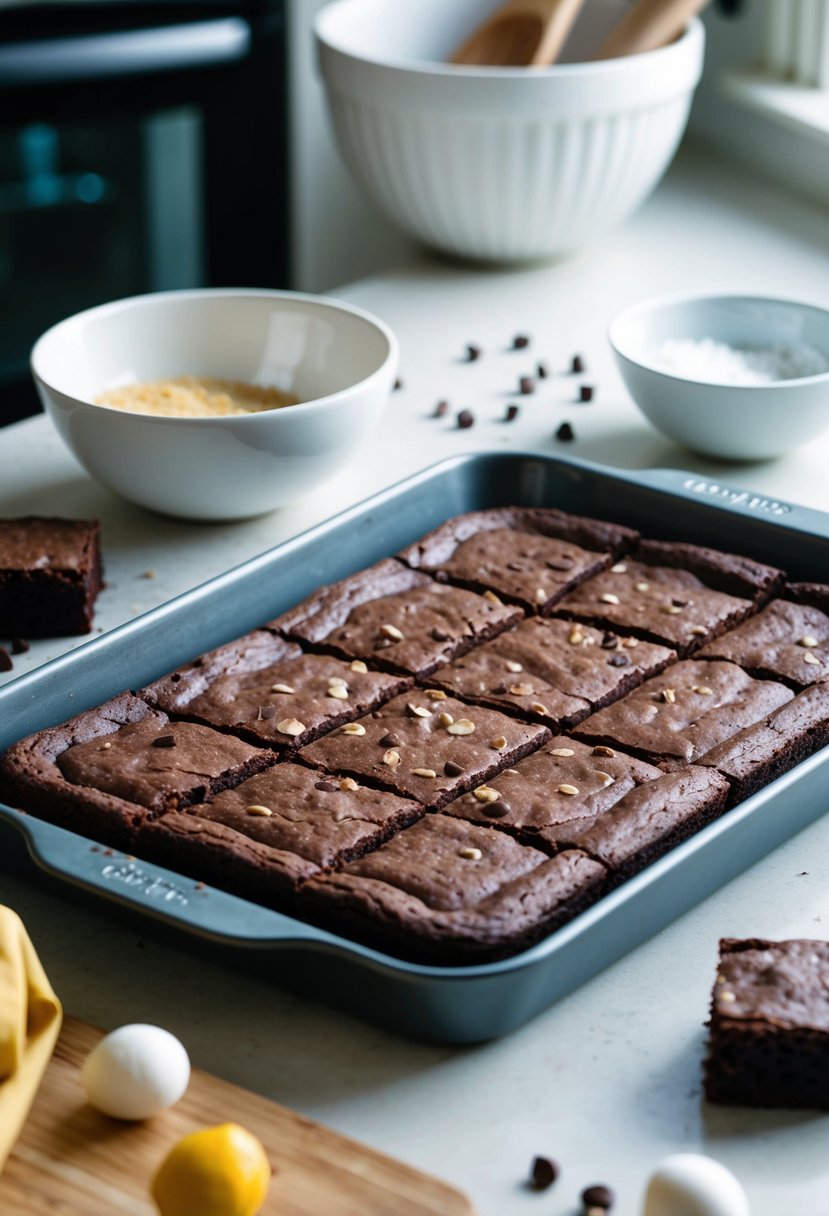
[723,68,829,146]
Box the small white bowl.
[316,0,704,263]
[609,293,829,461]
[31,289,397,520]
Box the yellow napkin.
[0,906,62,1172]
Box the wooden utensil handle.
[595,0,710,59]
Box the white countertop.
[2,142,829,1214]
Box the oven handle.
[0,18,251,87]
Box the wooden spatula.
[451,0,586,67]
[595,0,711,60]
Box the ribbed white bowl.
[316,0,705,263]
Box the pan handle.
[632,467,829,537]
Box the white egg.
[82,1023,190,1120]
[643,1154,750,1216]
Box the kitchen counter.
[2,141,829,1214]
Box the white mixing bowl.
[31,289,397,521]
[316,0,704,263]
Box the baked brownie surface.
[571,660,794,768]
[0,516,103,637]
[704,938,829,1109]
[697,594,829,687]
[141,631,408,748]
[299,691,549,808]
[427,617,674,728]
[298,813,607,963]
[398,508,636,612]
[272,558,521,676]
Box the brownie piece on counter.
[704,938,829,1109]
[136,762,421,911]
[571,660,794,769]
[141,631,409,749]
[299,691,549,809]
[297,813,607,964]
[398,507,636,612]
[271,558,522,677]
[426,617,674,729]
[0,516,103,637]
[553,540,784,655]
[697,588,829,687]
[699,681,829,802]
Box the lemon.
[151,1122,271,1216]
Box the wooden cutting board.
[0,1017,475,1216]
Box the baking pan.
[2,452,829,1044]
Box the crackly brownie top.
[571,660,794,766]
[697,596,829,687]
[174,762,420,868]
[428,617,674,726]
[142,633,406,747]
[444,736,660,833]
[57,715,266,812]
[713,938,829,1032]
[272,558,521,675]
[300,690,548,806]
[0,516,99,575]
[398,508,636,610]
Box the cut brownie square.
[704,937,829,1109]
[571,660,794,769]
[425,617,674,729]
[553,540,784,655]
[297,813,607,964]
[699,681,829,802]
[140,631,409,749]
[271,558,521,677]
[299,691,549,808]
[0,516,103,637]
[398,507,636,612]
[697,586,829,687]
[136,762,421,912]
[0,694,271,848]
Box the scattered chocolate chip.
[457,409,475,429]
[11,637,29,655]
[571,354,585,374]
[465,344,481,362]
[607,653,630,667]
[379,732,402,747]
[530,1155,559,1190]
[431,627,449,641]
[256,705,276,720]
[672,598,688,608]
[484,799,511,818]
[151,734,176,748]
[444,760,465,777]
[393,377,403,390]
[600,632,619,650]
[492,684,509,695]
[314,780,337,792]
[556,422,575,442]
[433,399,449,418]
[170,672,182,683]
[0,646,12,673]
[519,376,535,395]
[537,362,548,379]
[582,1184,615,1211]
[504,404,520,422]
[579,385,594,403]
[512,334,530,349]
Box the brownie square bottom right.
[704,937,829,1109]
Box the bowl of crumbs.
[31,288,398,520]
[609,293,829,461]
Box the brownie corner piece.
[0,515,103,637]
[636,539,784,603]
[704,937,829,1109]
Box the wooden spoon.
[595,0,711,60]
[451,0,586,67]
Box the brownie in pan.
[0,693,271,849]
[136,762,421,912]
[553,540,784,655]
[425,616,674,729]
[397,507,637,613]
[571,660,794,770]
[141,630,409,749]
[299,691,549,808]
[696,583,829,687]
[0,516,103,637]
[297,813,608,964]
[704,937,829,1109]
[271,558,521,676]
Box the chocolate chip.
[465,344,481,362]
[433,399,449,418]
[379,732,401,747]
[519,376,535,395]
[151,734,176,748]
[504,404,520,422]
[393,377,403,390]
[530,1155,559,1190]
[571,354,585,374]
[492,684,509,695]
[444,760,465,777]
[256,705,276,720]
[314,780,337,792]
[170,672,182,683]
[582,1184,615,1211]
[556,422,575,442]
[0,646,12,673]
[11,637,29,655]
[457,409,475,429]
[512,334,530,349]
[672,598,688,607]
[607,653,630,667]
[579,385,594,403]
[431,627,449,641]
[484,799,510,818]
[537,362,548,379]
[600,632,619,650]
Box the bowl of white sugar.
[609,293,829,460]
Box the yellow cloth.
[0,906,62,1172]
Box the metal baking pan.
[2,452,829,1044]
